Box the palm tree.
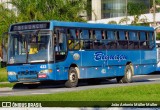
[10,0,86,22]
[0,3,16,38]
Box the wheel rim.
[126,69,132,80]
[69,72,76,83]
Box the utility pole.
[125,0,128,25]
[153,0,156,27]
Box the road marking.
[31,93,48,95]
[148,78,160,81]
[133,75,152,77]
[1,93,13,95]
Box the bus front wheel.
[117,64,133,83]
[65,67,78,88]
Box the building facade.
[92,0,151,21]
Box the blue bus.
[4,20,157,88]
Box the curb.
[0,82,10,84]
[0,87,12,91]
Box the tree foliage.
[107,21,117,24]
[0,3,16,41]
[127,2,147,25]
[0,0,87,42]
[10,0,86,22]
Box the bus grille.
[17,71,38,82]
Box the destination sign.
[10,22,50,31]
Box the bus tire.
[65,67,78,88]
[117,64,133,83]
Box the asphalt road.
[0,73,160,96]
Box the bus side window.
[54,28,67,52]
[54,29,60,52]
[68,29,77,50]
[94,30,103,49]
[119,31,125,40]
[140,32,148,49]
[59,28,67,51]
[102,30,106,39]
[81,30,90,49]
[118,31,128,49]
[128,32,137,49]
[95,30,102,40]
[101,30,107,49]
[148,32,155,49]
[107,31,116,49]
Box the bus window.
[95,30,102,40]
[101,30,107,49]
[70,29,76,39]
[68,29,81,50]
[29,35,38,54]
[148,32,155,49]
[88,30,94,49]
[118,31,128,49]
[81,30,89,39]
[129,32,137,41]
[59,29,67,51]
[92,30,105,50]
[140,32,148,49]
[81,30,90,49]
[128,32,137,49]
[107,31,114,40]
[125,31,129,40]
[106,31,117,49]
[54,28,67,61]
[119,31,125,40]
[102,30,106,39]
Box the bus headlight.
[39,69,52,74]
[8,71,16,75]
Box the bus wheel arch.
[126,62,134,76]
[117,62,134,83]
[65,64,79,88]
[69,64,80,79]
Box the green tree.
[10,0,86,22]
[0,0,88,42]
[119,17,130,24]
[127,2,147,25]
[155,0,160,12]
[0,3,16,40]
[108,21,117,24]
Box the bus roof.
[10,20,154,32]
[51,20,154,32]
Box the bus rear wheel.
[65,67,78,88]
[117,64,133,83]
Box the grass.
[0,68,8,82]
[0,83,160,101]
[0,83,15,88]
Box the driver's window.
[29,35,38,54]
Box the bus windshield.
[8,30,53,64]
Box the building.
[89,0,160,29]
[92,0,151,21]
[0,0,14,10]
